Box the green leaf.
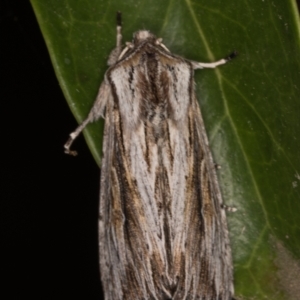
[31,0,300,298]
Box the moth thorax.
[133,30,156,45]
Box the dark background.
[2,1,300,299]
[2,1,103,298]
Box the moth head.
[118,30,170,61]
[133,30,156,45]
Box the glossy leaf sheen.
[31,0,300,298]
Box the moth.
[65,12,236,300]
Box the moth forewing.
[65,12,236,300]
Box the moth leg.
[107,11,123,66]
[64,81,110,156]
[191,51,237,69]
[64,115,94,156]
[65,12,121,155]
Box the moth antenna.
[192,50,238,69]
[116,11,122,27]
[107,11,123,65]
[116,11,122,50]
